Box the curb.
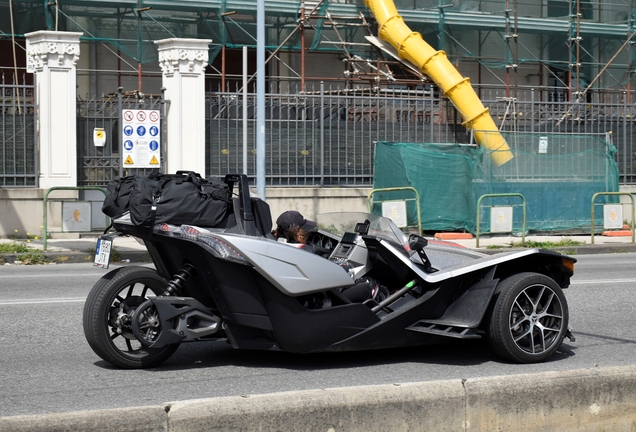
[2,365,636,431]
[2,243,636,265]
[476,243,636,256]
[0,250,151,265]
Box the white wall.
[0,187,371,238]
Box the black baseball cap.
[276,210,317,232]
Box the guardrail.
[42,187,108,251]
[590,192,635,244]
[476,193,526,248]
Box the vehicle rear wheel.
[83,266,180,369]
[488,272,569,364]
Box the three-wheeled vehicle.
[84,174,575,368]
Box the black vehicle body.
[83,174,576,368]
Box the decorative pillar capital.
[155,38,212,77]
[156,38,211,175]
[25,31,82,73]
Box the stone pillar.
[25,31,82,189]
[155,38,211,176]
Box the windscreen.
[314,212,406,248]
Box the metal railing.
[367,186,422,235]
[42,186,108,251]
[590,192,635,244]
[476,193,527,248]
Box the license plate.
[94,237,113,269]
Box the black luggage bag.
[103,170,232,228]
[102,175,136,218]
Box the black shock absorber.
[162,264,195,296]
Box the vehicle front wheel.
[488,272,569,364]
[83,266,180,369]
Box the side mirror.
[409,234,434,273]
[408,234,428,252]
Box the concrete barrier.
[168,380,465,432]
[2,365,636,431]
[465,365,636,432]
[0,406,167,432]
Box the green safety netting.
[372,132,619,234]
[0,0,374,67]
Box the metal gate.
[77,89,167,186]
[0,74,37,187]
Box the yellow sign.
[96,131,104,139]
[149,155,159,165]
[124,155,134,165]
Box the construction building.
[1,0,636,185]
[0,1,634,96]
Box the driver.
[273,210,389,307]
[272,210,329,256]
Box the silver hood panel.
[214,234,355,296]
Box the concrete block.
[0,405,167,432]
[167,380,465,432]
[465,365,636,432]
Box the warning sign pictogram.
[121,109,160,168]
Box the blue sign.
[124,140,134,151]
[137,126,146,136]
[149,140,159,151]
[123,125,133,136]
[149,126,159,136]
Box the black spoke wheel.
[83,266,180,369]
[488,272,569,364]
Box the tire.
[83,266,180,369]
[487,272,569,364]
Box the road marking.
[0,298,85,305]
[571,278,636,285]
[0,273,102,279]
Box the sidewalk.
[0,235,149,265]
[1,231,636,265]
[446,232,636,255]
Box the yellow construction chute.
[364,0,513,166]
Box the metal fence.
[206,84,439,186]
[3,82,633,188]
[77,90,167,186]
[485,89,636,184]
[206,84,636,186]
[0,74,36,187]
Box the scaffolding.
[0,0,635,98]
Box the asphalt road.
[0,254,635,418]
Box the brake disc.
[131,299,163,347]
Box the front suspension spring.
[162,264,195,296]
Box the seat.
[251,198,275,239]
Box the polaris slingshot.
[83,174,576,369]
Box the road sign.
[490,206,514,233]
[381,200,408,228]
[121,109,161,168]
[604,204,623,229]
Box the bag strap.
[176,170,204,187]
[103,222,113,235]
[147,178,170,239]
